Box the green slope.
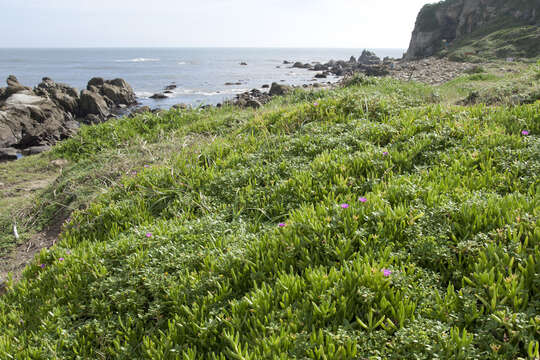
[0,69,539,359]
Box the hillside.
[0,63,539,359]
[405,0,540,61]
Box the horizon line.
[0,46,407,50]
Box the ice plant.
[146,232,152,238]
[382,269,392,277]
[359,197,367,203]
[383,151,389,156]
[313,102,319,106]
[58,258,64,262]
[521,130,529,136]
[278,223,286,227]
[340,203,349,209]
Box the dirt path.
[0,158,65,294]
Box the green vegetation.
[0,65,539,359]
[446,25,540,62]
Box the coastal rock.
[34,77,80,114]
[0,89,73,149]
[79,90,109,118]
[22,145,50,156]
[150,93,167,99]
[314,73,328,79]
[165,84,177,91]
[0,147,18,161]
[269,82,291,96]
[358,50,381,65]
[405,0,540,60]
[240,62,248,66]
[262,84,270,88]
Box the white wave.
[135,91,154,98]
[177,61,187,65]
[115,58,160,63]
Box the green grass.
[0,74,539,359]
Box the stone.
[130,106,152,115]
[268,82,292,96]
[165,84,177,91]
[79,90,109,118]
[51,159,69,167]
[172,103,188,110]
[0,147,18,161]
[262,84,270,88]
[87,77,105,88]
[245,99,262,108]
[283,60,292,64]
[315,73,327,79]
[34,77,80,114]
[240,62,248,66]
[150,93,167,99]
[22,145,50,156]
[358,50,381,65]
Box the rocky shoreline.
[1,51,480,161]
[0,76,136,161]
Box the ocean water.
[0,48,404,108]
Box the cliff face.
[405,0,539,60]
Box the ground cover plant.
[0,68,539,359]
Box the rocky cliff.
[405,0,539,60]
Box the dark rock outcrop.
[268,82,292,96]
[358,50,381,65]
[0,75,137,157]
[405,0,540,60]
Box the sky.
[0,0,433,48]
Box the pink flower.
[146,232,152,238]
[59,258,64,262]
[313,102,319,106]
[382,269,392,277]
[383,151,389,156]
[40,264,46,269]
[521,130,529,136]
[340,203,349,209]
[131,171,137,175]
[144,165,150,168]
[278,223,286,227]
[359,197,367,203]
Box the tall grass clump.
[0,79,539,359]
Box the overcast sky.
[0,0,433,48]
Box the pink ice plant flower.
[521,130,529,136]
[359,197,367,203]
[59,258,64,262]
[383,151,389,156]
[340,203,349,209]
[278,223,286,227]
[313,102,319,106]
[382,269,392,277]
[146,232,153,238]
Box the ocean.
[0,48,404,108]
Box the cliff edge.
[405,0,539,61]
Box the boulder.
[245,99,262,109]
[0,85,73,149]
[22,145,50,156]
[150,93,167,99]
[34,77,80,114]
[315,73,327,79]
[103,78,136,105]
[269,82,292,96]
[0,147,18,161]
[165,84,177,91]
[79,90,109,118]
[87,77,105,89]
[358,50,381,65]
[262,84,270,88]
